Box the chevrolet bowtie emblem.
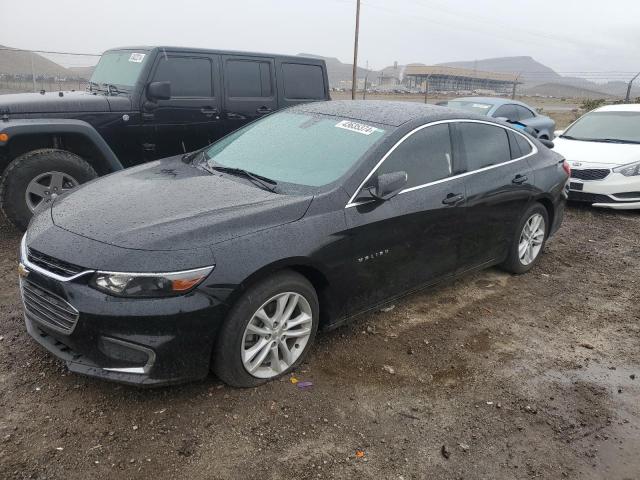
[17,263,29,278]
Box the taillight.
[562,159,571,177]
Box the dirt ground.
[0,204,639,480]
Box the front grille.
[27,248,85,277]
[571,168,610,181]
[20,280,79,333]
[568,192,614,204]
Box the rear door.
[344,123,466,314]
[143,52,222,158]
[221,55,277,135]
[454,121,536,270]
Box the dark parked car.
[0,46,329,229]
[19,100,569,387]
[438,97,556,140]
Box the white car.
[553,104,640,209]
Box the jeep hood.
[51,157,313,251]
[0,91,114,115]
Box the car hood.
[553,137,640,166]
[0,91,112,115]
[51,157,313,251]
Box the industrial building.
[404,65,519,94]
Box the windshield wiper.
[200,160,277,192]
[102,83,128,95]
[596,138,640,144]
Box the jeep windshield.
[89,50,149,91]
[203,112,388,189]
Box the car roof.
[453,96,534,109]
[292,100,491,127]
[104,46,323,64]
[594,104,640,113]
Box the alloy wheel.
[25,171,79,212]
[241,292,313,379]
[518,213,546,266]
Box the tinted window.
[205,113,387,187]
[226,60,272,97]
[493,104,518,121]
[282,63,325,100]
[515,132,533,155]
[458,123,511,171]
[376,124,452,189]
[507,130,522,159]
[153,56,212,97]
[515,105,535,120]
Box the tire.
[0,149,98,231]
[500,203,549,274]
[213,270,319,388]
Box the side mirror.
[147,81,171,101]
[554,129,564,137]
[539,138,554,149]
[368,171,408,201]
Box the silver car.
[439,97,556,140]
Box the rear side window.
[493,104,518,121]
[226,60,272,97]
[282,63,325,100]
[457,122,511,171]
[153,56,212,97]
[377,124,453,189]
[515,105,535,120]
[515,132,533,156]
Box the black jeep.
[0,46,329,229]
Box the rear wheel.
[213,271,319,387]
[0,149,97,230]
[501,203,549,274]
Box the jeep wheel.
[0,149,98,231]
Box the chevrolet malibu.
[19,100,569,387]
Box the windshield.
[90,50,148,88]
[204,112,388,187]
[564,111,640,143]
[444,101,493,115]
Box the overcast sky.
[2,0,638,79]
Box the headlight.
[90,266,214,298]
[614,161,640,177]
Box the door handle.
[227,112,245,120]
[200,107,219,117]
[512,174,529,184]
[256,106,272,114]
[442,193,465,205]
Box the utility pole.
[625,71,640,103]
[511,73,520,100]
[351,0,361,100]
[30,52,37,93]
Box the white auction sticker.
[129,53,146,63]
[335,120,378,135]
[473,103,490,109]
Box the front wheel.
[501,203,549,274]
[0,149,97,230]
[213,271,319,387]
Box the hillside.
[0,46,70,77]
[438,56,560,85]
[522,82,615,99]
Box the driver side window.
[376,123,453,190]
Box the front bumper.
[19,266,230,387]
[567,168,640,210]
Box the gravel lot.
[0,205,639,480]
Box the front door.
[344,123,466,315]
[141,52,222,159]
[221,55,278,135]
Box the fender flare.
[0,118,123,171]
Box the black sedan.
[19,100,569,387]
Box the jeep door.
[221,55,278,135]
[142,52,222,158]
[344,123,466,314]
